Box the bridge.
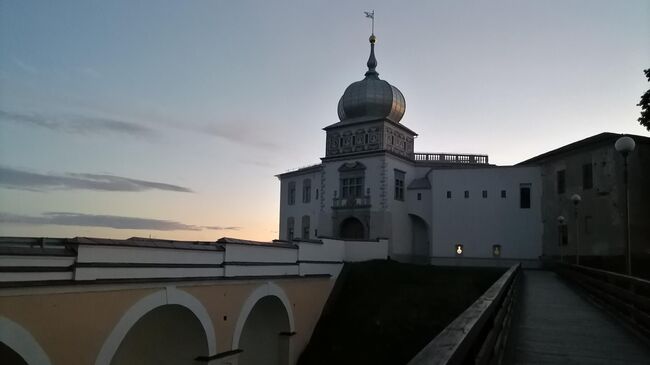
[409,264,650,365]
[0,236,387,365]
[2,237,650,365]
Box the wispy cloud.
[203,225,241,231]
[0,212,203,231]
[12,57,38,74]
[0,166,193,193]
[202,120,281,150]
[0,109,155,137]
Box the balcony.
[332,196,371,209]
[412,152,489,165]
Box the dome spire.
[364,10,378,79]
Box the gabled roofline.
[517,132,650,165]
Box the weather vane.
[364,10,375,35]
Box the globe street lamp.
[615,136,636,276]
[557,215,566,263]
[570,194,582,265]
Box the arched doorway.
[339,217,365,239]
[238,296,291,365]
[410,214,430,261]
[0,342,28,365]
[111,305,208,365]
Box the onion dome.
[337,34,406,124]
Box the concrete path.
[505,270,650,364]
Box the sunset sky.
[1,0,648,241]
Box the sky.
[0,0,648,241]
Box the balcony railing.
[413,152,489,165]
[332,196,371,209]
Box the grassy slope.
[298,260,505,365]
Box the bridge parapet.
[408,263,521,365]
[0,236,388,286]
[555,263,650,338]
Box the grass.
[298,260,506,365]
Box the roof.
[275,164,323,179]
[323,117,418,137]
[73,237,223,251]
[407,177,431,190]
[518,132,650,165]
[217,237,298,249]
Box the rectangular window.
[464,190,469,199]
[288,182,296,205]
[482,190,488,198]
[394,170,405,201]
[446,191,452,199]
[302,215,310,239]
[557,170,566,194]
[341,177,364,198]
[582,164,593,190]
[302,179,311,203]
[559,224,568,246]
[287,217,294,241]
[315,189,319,199]
[520,184,531,209]
[501,190,506,198]
[417,193,422,201]
[584,215,593,234]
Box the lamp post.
[570,194,582,265]
[615,136,636,276]
[557,215,565,263]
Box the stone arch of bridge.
[0,316,52,365]
[94,286,217,365]
[231,281,295,350]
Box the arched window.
[287,217,294,241]
[301,215,310,239]
[302,179,311,203]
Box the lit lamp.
[455,244,463,256]
[570,194,581,265]
[557,215,565,263]
[615,136,636,276]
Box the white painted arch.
[232,281,295,349]
[0,316,52,365]
[95,286,217,365]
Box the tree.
[639,68,650,131]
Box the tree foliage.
[639,68,650,131]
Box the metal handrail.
[408,263,521,365]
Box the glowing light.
[455,244,463,255]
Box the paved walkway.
[505,270,650,364]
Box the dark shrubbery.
[298,260,505,365]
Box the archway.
[232,283,294,365]
[410,214,430,260]
[0,317,51,365]
[111,304,207,365]
[238,296,291,365]
[339,217,365,239]
[96,287,216,365]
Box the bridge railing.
[409,263,521,365]
[555,263,650,337]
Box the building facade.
[277,34,544,266]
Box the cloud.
[0,109,155,137]
[0,212,204,231]
[0,166,193,193]
[202,225,241,231]
[202,120,280,149]
[12,57,38,74]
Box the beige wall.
[0,276,334,365]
